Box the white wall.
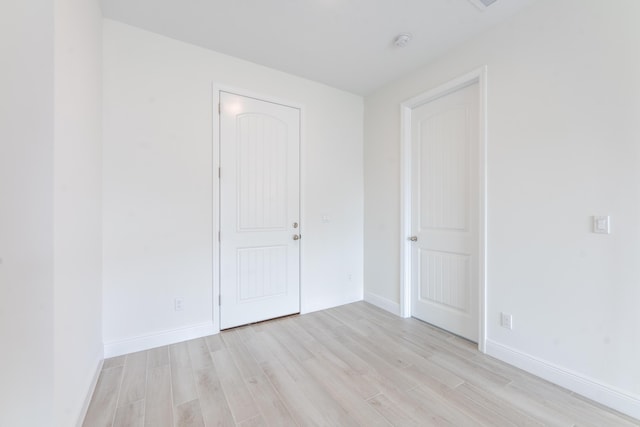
[53,0,104,425]
[0,1,103,424]
[102,20,363,355]
[0,1,55,425]
[365,0,640,417]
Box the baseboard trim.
[364,292,401,316]
[76,358,103,427]
[486,339,640,420]
[104,322,217,358]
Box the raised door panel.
[418,250,470,313]
[418,106,470,232]
[237,246,288,302]
[237,114,288,231]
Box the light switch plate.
[593,215,610,234]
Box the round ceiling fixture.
[394,33,412,48]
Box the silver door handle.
[409,236,418,242]
[293,234,301,241]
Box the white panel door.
[411,82,479,341]
[219,91,300,330]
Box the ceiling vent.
[467,0,498,11]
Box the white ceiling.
[100,0,538,95]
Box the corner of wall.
[363,292,401,316]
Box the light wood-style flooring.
[83,302,639,426]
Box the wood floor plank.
[333,332,418,391]
[368,393,423,427]
[369,386,454,426]
[147,346,169,368]
[353,302,477,360]
[259,335,374,426]
[227,341,263,380]
[305,310,350,338]
[278,315,316,343]
[204,334,224,353]
[237,415,266,427]
[254,326,359,425]
[300,338,380,400]
[113,399,144,427]
[491,382,577,426]
[242,332,274,367]
[103,355,127,370]
[212,348,260,423]
[507,377,635,427]
[348,328,416,369]
[402,359,464,390]
[145,365,173,427]
[193,365,235,426]
[429,352,512,390]
[267,321,314,363]
[186,338,213,371]
[254,329,312,382]
[260,359,337,426]
[302,356,391,426]
[518,374,638,427]
[220,329,244,349]
[298,314,417,395]
[410,383,491,426]
[394,323,477,361]
[170,342,198,406]
[119,351,148,406]
[569,392,640,427]
[234,324,257,342]
[83,366,124,427]
[174,399,205,427]
[326,306,376,337]
[245,374,296,427]
[449,382,543,427]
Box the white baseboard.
[76,358,103,427]
[364,292,401,316]
[486,340,640,420]
[104,322,217,358]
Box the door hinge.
[218,295,221,306]
[218,167,221,178]
[218,231,220,242]
[218,103,221,114]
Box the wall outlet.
[593,215,610,234]
[174,298,184,311]
[500,312,513,330]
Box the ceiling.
[100,0,538,95]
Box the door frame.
[399,67,488,352]
[211,84,304,333]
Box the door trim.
[211,83,304,334]
[399,67,488,352]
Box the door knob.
[409,236,418,242]
[293,234,301,241]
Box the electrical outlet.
[174,298,184,311]
[500,312,513,330]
